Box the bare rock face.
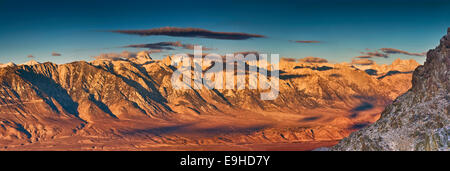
[22,60,40,66]
[0,62,16,68]
[332,29,450,151]
[129,51,153,64]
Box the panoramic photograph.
[0,0,448,158]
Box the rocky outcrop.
[22,60,40,66]
[0,62,15,68]
[129,51,153,64]
[332,28,450,151]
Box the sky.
[0,0,449,65]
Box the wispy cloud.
[293,40,321,43]
[232,51,259,56]
[352,58,374,66]
[109,27,265,40]
[93,50,163,60]
[380,48,425,56]
[299,56,328,63]
[94,51,139,60]
[148,49,163,53]
[361,51,388,58]
[354,55,374,59]
[281,57,296,62]
[355,47,423,59]
[181,43,213,50]
[51,52,61,56]
[124,42,176,50]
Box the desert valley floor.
[3,107,383,151]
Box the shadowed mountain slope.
[332,28,450,151]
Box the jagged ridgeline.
[332,28,450,151]
[0,47,419,146]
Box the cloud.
[353,47,424,60]
[27,54,34,58]
[232,51,259,56]
[109,27,265,40]
[354,55,374,59]
[380,48,425,56]
[124,42,176,50]
[181,43,213,50]
[148,49,163,53]
[124,41,212,51]
[51,52,61,56]
[94,50,139,60]
[361,51,388,58]
[281,57,296,62]
[298,56,328,63]
[352,58,374,66]
[294,40,321,43]
[93,50,161,60]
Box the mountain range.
[0,48,420,150]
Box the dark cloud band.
[355,47,423,59]
[380,48,425,56]
[124,41,212,51]
[294,40,321,43]
[109,27,265,40]
[354,55,374,59]
[361,51,388,58]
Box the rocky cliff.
[332,29,450,151]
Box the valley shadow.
[329,73,342,78]
[196,125,269,135]
[14,122,32,139]
[351,102,374,112]
[119,124,270,136]
[87,94,117,118]
[300,116,321,122]
[377,70,413,79]
[119,123,195,136]
[351,95,378,101]
[294,65,333,71]
[350,113,359,118]
[212,89,233,106]
[17,68,79,116]
[139,61,155,65]
[279,74,309,80]
[349,122,371,129]
[96,62,173,113]
[364,69,378,76]
[124,62,169,104]
[313,66,333,71]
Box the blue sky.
[0,0,449,64]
